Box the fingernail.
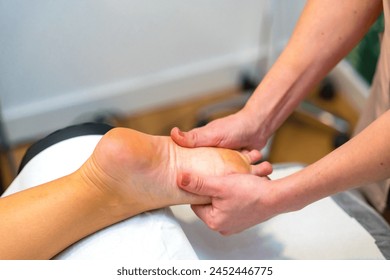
[180,173,191,187]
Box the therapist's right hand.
[171,109,267,152]
[177,171,279,236]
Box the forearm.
[0,169,124,260]
[245,0,382,139]
[275,110,390,213]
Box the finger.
[170,126,221,148]
[250,161,273,176]
[191,204,213,224]
[240,149,262,164]
[219,230,233,236]
[170,127,199,148]
[170,127,191,147]
[192,206,236,235]
[191,204,222,232]
[177,172,221,197]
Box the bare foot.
[80,128,272,218]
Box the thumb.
[170,127,220,148]
[177,172,221,197]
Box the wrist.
[268,167,317,215]
[271,166,329,214]
[242,72,297,142]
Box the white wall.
[0,0,305,143]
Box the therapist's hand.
[177,172,279,235]
[171,109,266,151]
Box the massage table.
[2,123,389,259]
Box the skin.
[172,0,385,235]
[0,127,271,259]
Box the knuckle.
[206,215,223,232]
[189,130,198,146]
[193,176,205,192]
[219,230,232,236]
[207,220,219,232]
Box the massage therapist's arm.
[171,0,383,151]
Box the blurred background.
[0,0,382,191]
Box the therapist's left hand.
[177,172,280,235]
